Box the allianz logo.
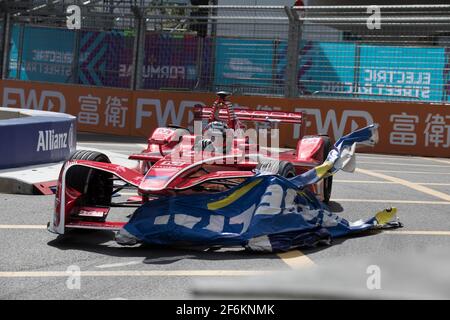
[36,125,74,152]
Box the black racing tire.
[256,160,296,178]
[277,161,296,178]
[320,136,333,203]
[66,150,113,207]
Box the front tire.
[66,150,113,207]
[256,160,296,178]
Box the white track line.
[383,230,450,236]
[0,225,46,229]
[358,154,449,163]
[334,180,395,184]
[357,155,428,162]
[96,261,143,269]
[0,270,272,278]
[333,199,450,205]
[419,157,450,165]
[356,168,450,202]
[358,161,449,168]
[334,180,450,186]
[370,170,450,175]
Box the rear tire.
[277,161,296,178]
[256,160,296,178]
[66,150,113,206]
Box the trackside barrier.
[0,79,449,158]
[0,107,76,169]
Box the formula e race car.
[48,92,401,252]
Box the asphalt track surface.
[0,132,449,299]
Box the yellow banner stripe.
[208,179,262,210]
[315,161,333,178]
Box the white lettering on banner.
[78,95,100,125]
[119,64,187,80]
[36,130,68,152]
[283,188,297,214]
[364,70,431,85]
[299,204,342,227]
[223,58,265,80]
[152,204,256,235]
[32,50,73,64]
[68,124,75,153]
[2,87,66,112]
[135,98,203,129]
[105,96,128,128]
[229,204,256,234]
[137,185,347,234]
[362,69,432,99]
[424,114,450,148]
[389,113,419,146]
[321,81,354,94]
[23,61,72,77]
[205,215,225,233]
[255,185,284,216]
[174,214,201,229]
[293,108,374,140]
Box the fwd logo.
[2,87,66,113]
[294,108,374,140]
[136,98,205,129]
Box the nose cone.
[139,155,193,192]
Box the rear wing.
[193,105,306,126]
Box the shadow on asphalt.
[46,230,280,265]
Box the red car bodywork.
[49,95,330,235]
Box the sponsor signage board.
[1,79,449,157]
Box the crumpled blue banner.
[119,124,399,252]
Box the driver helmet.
[202,121,231,154]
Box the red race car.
[48,92,333,235]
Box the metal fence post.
[208,1,218,92]
[131,6,145,90]
[1,12,11,80]
[16,23,25,80]
[284,6,301,98]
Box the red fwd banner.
[1,79,449,157]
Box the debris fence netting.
[2,3,450,103]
